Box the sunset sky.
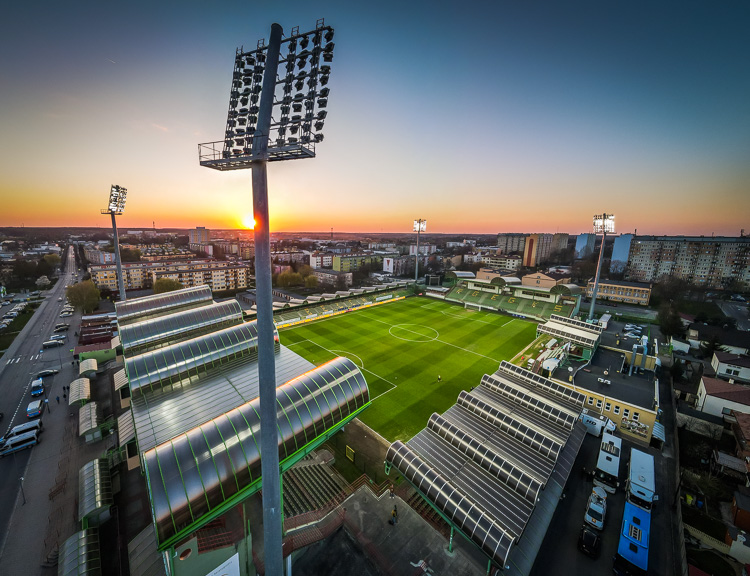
[0,1,748,235]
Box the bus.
[593,432,622,494]
[613,500,650,576]
[627,448,656,511]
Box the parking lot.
[530,432,671,576]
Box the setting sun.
[242,215,256,229]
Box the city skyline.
[0,1,748,235]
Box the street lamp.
[100,185,128,302]
[588,213,615,321]
[198,19,336,576]
[413,219,426,285]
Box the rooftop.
[714,351,750,369]
[701,376,750,405]
[556,347,656,410]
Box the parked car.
[37,369,59,378]
[584,486,607,530]
[49,334,66,341]
[577,525,601,558]
[59,312,73,318]
[53,325,70,333]
[42,340,65,348]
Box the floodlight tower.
[198,19,336,576]
[101,185,128,302]
[413,219,426,284]
[588,213,615,321]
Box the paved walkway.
[0,368,111,575]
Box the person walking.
[437,375,441,383]
[56,396,60,404]
[389,483,394,499]
[394,504,398,524]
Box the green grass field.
[280,297,538,442]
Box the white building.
[697,376,750,418]
[712,352,750,384]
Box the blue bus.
[613,501,650,576]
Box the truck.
[579,408,617,437]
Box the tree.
[657,303,683,340]
[700,334,725,359]
[43,254,61,268]
[298,265,313,278]
[153,278,184,294]
[66,281,100,313]
[120,248,141,262]
[35,275,51,288]
[304,275,318,289]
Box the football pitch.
[279,297,538,442]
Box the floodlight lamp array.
[107,185,127,214]
[222,20,335,162]
[593,214,615,234]
[413,219,427,232]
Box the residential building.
[310,252,334,268]
[382,256,412,276]
[483,254,522,271]
[624,235,750,289]
[585,279,652,306]
[271,251,308,265]
[332,253,381,273]
[574,233,596,259]
[189,227,211,244]
[89,259,250,293]
[523,233,553,267]
[610,234,633,275]
[84,247,117,265]
[686,323,750,356]
[551,233,569,253]
[496,233,526,254]
[154,264,250,293]
[409,244,436,255]
[697,376,750,418]
[712,352,750,384]
[476,268,518,282]
[313,268,353,288]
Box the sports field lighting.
[198,19,335,576]
[101,185,128,302]
[413,219,427,285]
[588,213,615,321]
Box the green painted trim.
[156,401,371,551]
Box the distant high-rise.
[574,233,596,259]
[189,227,211,244]
[551,233,569,253]
[497,233,526,254]
[523,233,553,267]
[625,235,750,288]
[610,234,633,275]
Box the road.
[0,246,81,554]
[716,300,750,331]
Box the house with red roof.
[697,376,750,418]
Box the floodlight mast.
[413,219,426,285]
[199,19,336,576]
[100,185,128,302]
[588,213,615,321]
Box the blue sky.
[0,0,748,235]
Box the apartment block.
[189,227,211,244]
[332,253,382,273]
[625,236,750,289]
[483,254,522,270]
[89,259,249,293]
[496,233,526,254]
[310,252,335,268]
[523,233,553,267]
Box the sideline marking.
[288,338,397,400]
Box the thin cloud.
[152,123,169,132]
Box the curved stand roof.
[144,356,369,547]
[119,300,243,356]
[115,285,213,326]
[125,321,277,395]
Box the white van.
[0,431,40,458]
[2,420,44,443]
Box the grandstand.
[442,279,579,321]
